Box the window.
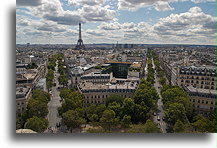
[206,101,208,104]
[211,101,213,105]
[198,100,200,103]
[202,100,204,104]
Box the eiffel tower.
[75,23,85,50]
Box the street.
[152,58,168,133]
[45,61,63,133]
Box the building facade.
[78,72,139,106]
[184,86,216,116]
[177,66,216,90]
[16,86,31,117]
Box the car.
[153,112,157,116]
[162,117,165,121]
[157,116,160,121]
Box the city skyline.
[16,0,216,45]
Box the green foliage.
[127,124,146,133]
[105,95,124,106]
[58,74,68,86]
[107,102,122,117]
[62,110,86,130]
[173,120,186,133]
[32,89,50,103]
[26,62,38,69]
[24,116,48,133]
[143,119,161,133]
[59,88,72,100]
[127,120,161,133]
[133,80,158,108]
[192,115,216,133]
[121,115,132,128]
[95,66,102,69]
[16,118,22,129]
[100,109,119,131]
[59,91,84,116]
[164,103,187,125]
[27,99,48,118]
[122,98,135,117]
[46,69,54,89]
[132,102,148,124]
[159,77,166,85]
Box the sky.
[16,0,216,45]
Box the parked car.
[153,112,157,116]
[157,116,160,121]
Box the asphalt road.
[152,58,168,133]
[45,61,63,133]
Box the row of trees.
[161,85,216,133]
[152,51,166,85]
[146,56,155,84]
[46,55,56,90]
[16,89,50,133]
[58,88,160,133]
[57,54,68,87]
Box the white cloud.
[118,0,216,11]
[89,7,215,44]
[154,1,174,11]
[153,7,216,39]
[79,5,116,22]
[68,0,105,6]
[19,0,116,25]
[17,0,42,6]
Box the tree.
[16,118,22,129]
[32,89,50,103]
[192,116,215,133]
[95,104,106,118]
[105,95,124,106]
[173,120,185,133]
[132,102,148,124]
[59,88,72,100]
[59,91,84,116]
[164,103,187,125]
[24,116,48,133]
[122,98,135,117]
[121,115,131,128]
[62,110,86,132]
[159,77,166,85]
[100,109,119,131]
[58,74,68,86]
[107,102,122,117]
[144,119,161,133]
[89,114,99,126]
[27,99,48,118]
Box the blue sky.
[16,0,216,45]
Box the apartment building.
[184,86,216,116]
[16,86,31,117]
[177,66,216,90]
[78,72,139,106]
